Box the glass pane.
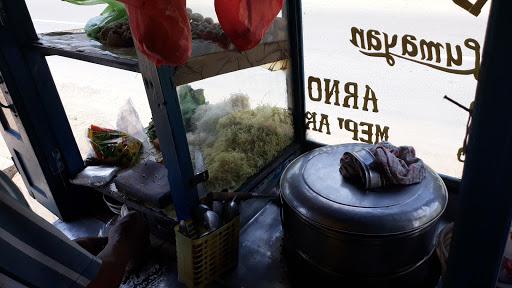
[47,56,151,159]
[179,65,293,192]
[302,0,490,177]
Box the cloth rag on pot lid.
[340,142,426,188]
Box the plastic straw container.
[175,216,240,287]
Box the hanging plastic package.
[215,0,284,51]
[118,0,192,66]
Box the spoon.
[203,210,221,232]
[225,196,240,222]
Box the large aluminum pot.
[280,144,447,282]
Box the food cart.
[0,0,511,287]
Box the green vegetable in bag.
[178,85,206,132]
[63,0,128,40]
[87,125,142,168]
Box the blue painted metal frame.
[1,0,83,176]
[0,0,86,220]
[136,54,198,221]
[287,0,307,148]
[444,0,512,286]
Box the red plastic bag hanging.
[215,0,284,51]
[118,0,191,66]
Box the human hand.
[105,211,149,265]
[74,237,108,256]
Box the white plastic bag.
[116,99,157,163]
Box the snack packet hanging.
[215,0,284,51]
[118,0,192,66]
[87,125,142,168]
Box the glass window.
[47,56,151,159]
[302,0,490,177]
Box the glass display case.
[0,0,304,224]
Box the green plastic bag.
[63,0,128,40]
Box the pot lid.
[280,143,448,235]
